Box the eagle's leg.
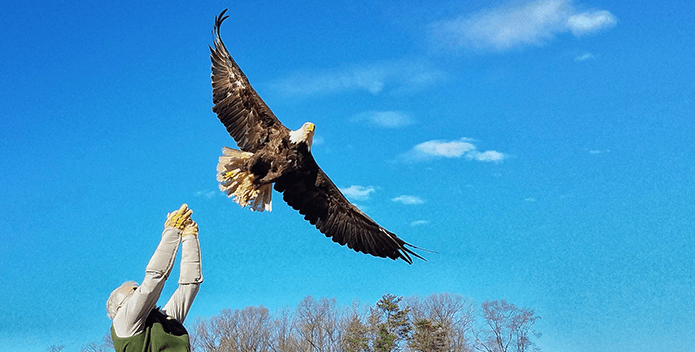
[257,169,284,184]
[216,147,273,212]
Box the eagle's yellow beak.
[306,123,315,132]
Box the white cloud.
[467,150,507,162]
[574,52,595,62]
[429,0,616,52]
[311,135,325,146]
[339,185,376,201]
[415,138,477,158]
[567,10,617,36]
[589,149,610,154]
[392,195,425,205]
[402,138,507,162]
[351,111,415,128]
[410,220,429,226]
[272,60,442,97]
[194,190,218,199]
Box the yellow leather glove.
[164,204,193,230]
[182,220,198,237]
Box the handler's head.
[106,281,138,319]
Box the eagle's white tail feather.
[217,147,273,212]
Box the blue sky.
[1,0,693,351]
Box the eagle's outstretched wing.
[210,9,288,153]
[211,9,426,263]
[274,154,426,264]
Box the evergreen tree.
[372,294,412,352]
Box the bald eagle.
[210,9,425,264]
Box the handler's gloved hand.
[182,220,198,237]
[164,204,193,230]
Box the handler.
[106,203,203,351]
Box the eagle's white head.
[289,122,315,151]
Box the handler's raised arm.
[162,220,203,323]
[109,204,192,338]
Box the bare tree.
[78,334,113,352]
[80,342,110,352]
[269,306,301,352]
[295,296,341,352]
[409,319,446,352]
[192,309,236,352]
[473,300,541,352]
[407,293,475,352]
[192,316,216,352]
[236,306,274,351]
[192,306,273,352]
[190,294,541,352]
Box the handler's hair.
[106,281,138,319]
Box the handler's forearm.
[145,227,181,279]
[179,234,203,284]
[162,234,202,323]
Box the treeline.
[59,292,540,352]
[190,293,541,352]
